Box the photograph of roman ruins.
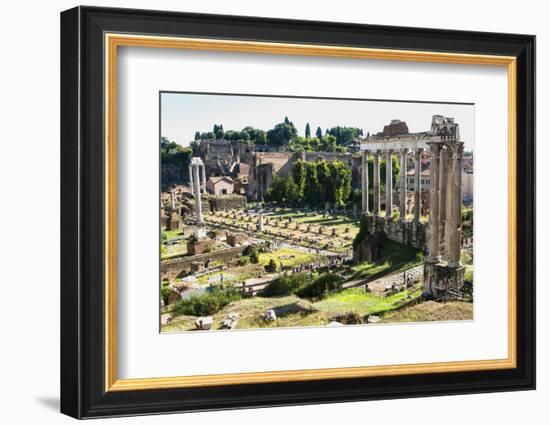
[159,93,474,332]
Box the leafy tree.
[319,135,337,152]
[315,159,330,203]
[224,130,241,141]
[265,176,299,205]
[194,131,200,140]
[267,119,298,147]
[305,122,311,138]
[291,160,306,197]
[315,126,323,139]
[326,126,363,146]
[213,124,224,139]
[328,160,352,207]
[160,137,193,191]
[242,126,267,145]
[303,162,319,207]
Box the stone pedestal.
[423,262,465,298]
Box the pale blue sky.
[160,92,475,150]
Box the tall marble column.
[446,142,464,267]
[193,165,203,224]
[414,150,422,221]
[361,150,369,213]
[188,165,194,195]
[399,149,408,219]
[439,145,449,256]
[373,151,381,214]
[385,150,393,218]
[427,142,442,262]
[201,165,207,194]
[170,191,175,210]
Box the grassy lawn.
[381,300,473,323]
[313,286,422,317]
[162,295,334,331]
[258,247,322,268]
[351,240,422,281]
[163,229,184,240]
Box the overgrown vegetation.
[259,272,344,299]
[265,159,352,207]
[172,287,245,317]
[295,273,345,298]
[160,137,192,191]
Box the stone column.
[193,165,203,224]
[361,150,369,213]
[439,145,449,256]
[399,149,408,219]
[201,165,207,194]
[188,165,194,195]
[414,150,421,221]
[385,150,393,218]
[427,142,442,262]
[373,151,381,214]
[170,191,175,210]
[446,142,464,267]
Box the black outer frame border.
[60,5,536,419]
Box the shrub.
[172,287,242,317]
[460,251,473,265]
[238,256,250,266]
[160,285,170,305]
[259,272,310,297]
[244,246,260,263]
[295,273,344,298]
[265,258,278,273]
[330,311,362,325]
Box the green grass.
[258,247,321,268]
[381,300,473,323]
[163,229,184,240]
[313,286,422,317]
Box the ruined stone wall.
[161,245,249,282]
[364,214,427,251]
[208,195,247,211]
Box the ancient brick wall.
[161,245,249,282]
[208,195,247,211]
[364,214,427,251]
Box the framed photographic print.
[60,6,536,419]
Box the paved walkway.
[342,264,423,295]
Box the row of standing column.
[188,164,207,195]
[426,142,464,267]
[361,149,423,221]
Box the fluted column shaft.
[427,143,441,262]
[373,152,381,214]
[399,149,408,219]
[446,142,464,267]
[201,165,207,194]
[361,150,369,213]
[385,150,393,218]
[193,165,204,223]
[188,165,194,195]
[439,146,449,256]
[414,150,421,221]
